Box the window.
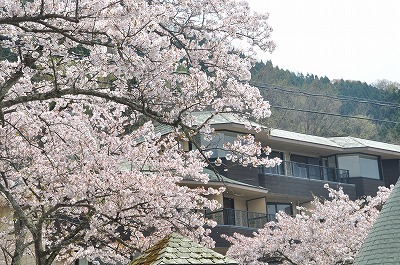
[267,202,292,221]
[193,131,244,158]
[337,154,380,179]
[262,151,284,175]
[75,259,92,265]
[360,155,380,179]
[291,155,321,180]
[223,197,235,225]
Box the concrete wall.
[247,197,266,214]
[232,197,247,211]
[382,159,400,187]
[207,194,223,206]
[348,177,385,197]
[214,159,259,187]
[259,173,357,200]
[210,225,258,250]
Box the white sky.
[246,0,400,84]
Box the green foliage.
[21,0,34,5]
[48,101,56,111]
[251,61,400,144]
[0,44,18,62]
[68,44,91,58]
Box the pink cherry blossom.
[0,0,275,264]
[225,185,393,265]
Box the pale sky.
[246,0,400,84]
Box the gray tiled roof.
[130,233,239,265]
[354,182,400,264]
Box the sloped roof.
[330,136,400,153]
[189,111,264,128]
[134,124,174,144]
[155,124,174,136]
[354,182,400,264]
[328,136,367,148]
[191,112,400,154]
[130,233,239,265]
[203,168,267,190]
[269,128,342,148]
[149,112,400,156]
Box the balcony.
[259,161,350,184]
[204,208,274,229]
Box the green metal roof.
[130,233,239,265]
[155,124,175,136]
[135,124,174,144]
[147,112,400,156]
[270,128,343,148]
[354,182,400,264]
[330,136,400,153]
[189,111,265,128]
[202,168,267,190]
[270,129,400,153]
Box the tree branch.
[1,88,175,126]
[0,182,37,236]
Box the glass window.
[290,155,321,179]
[360,155,380,179]
[192,133,224,157]
[193,131,245,158]
[262,151,284,175]
[291,154,307,164]
[337,155,360,177]
[276,204,292,215]
[337,154,380,179]
[308,158,321,180]
[267,202,293,221]
[327,156,337,168]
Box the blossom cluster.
[0,0,275,264]
[225,185,393,265]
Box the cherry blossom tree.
[225,185,393,265]
[0,0,275,264]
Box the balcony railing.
[204,208,274,229]
[259,161,349,184]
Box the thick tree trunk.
[33,230,47,265]
[11,219,27,265]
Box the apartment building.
[4,112,400,262]
[181,112,400,253]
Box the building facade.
[182,112,400,253]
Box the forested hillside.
[251,61,400,144]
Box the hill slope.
[251,61,400,144]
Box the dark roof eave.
[179,179,269,192]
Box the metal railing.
[204,208,273,229]
[259,161,349,183]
